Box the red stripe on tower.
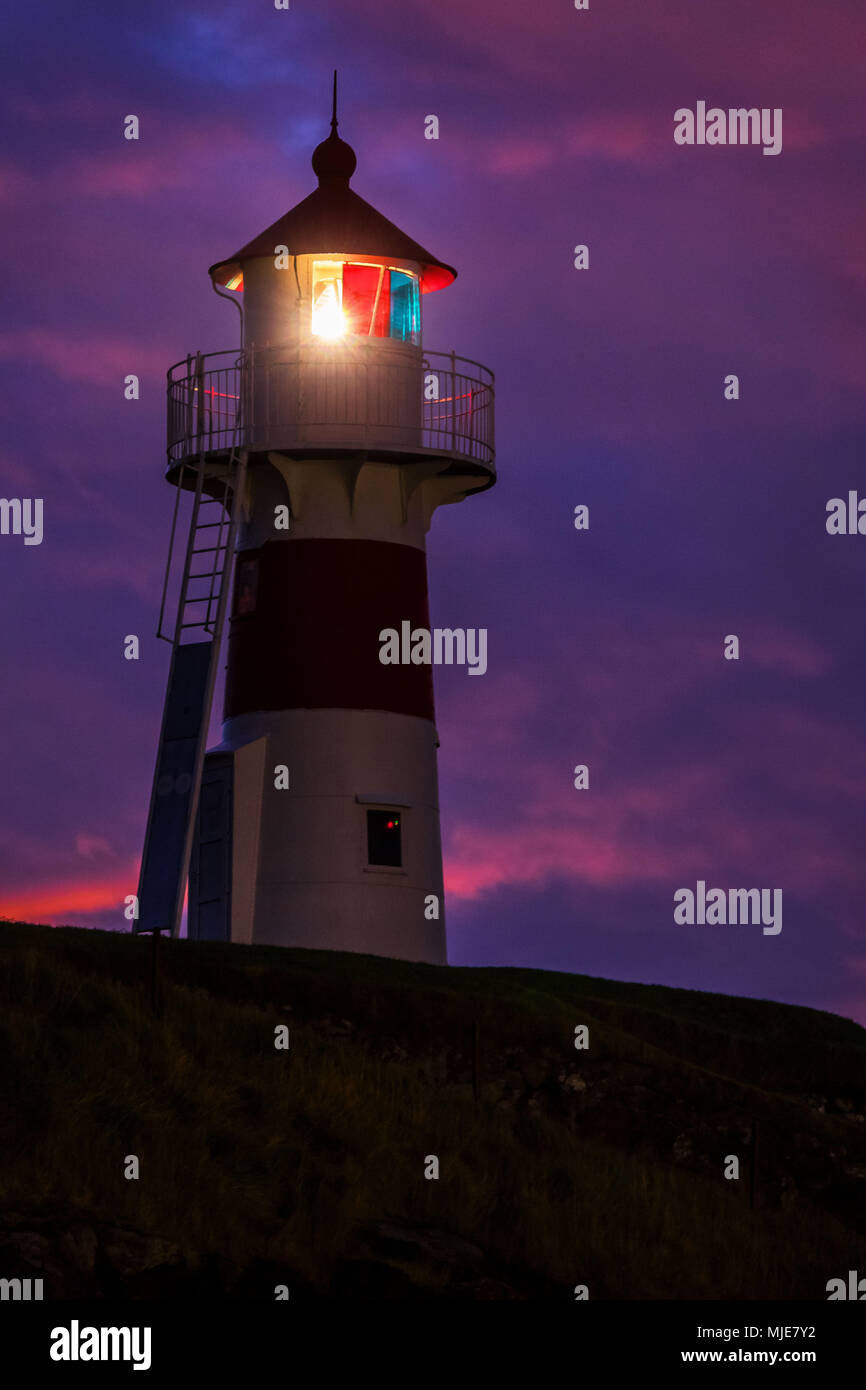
[224,538,435,721]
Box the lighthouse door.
[188,751,233,942]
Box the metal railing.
[167,347,495,468]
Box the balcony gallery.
[165,347,495,470]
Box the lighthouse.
[136,83,495,964]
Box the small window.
[311,260,345,338]
[312,261,420,343]
[343,263,389,337]
[388,270,419,342]
[367,809,402,867]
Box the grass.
[0,919,864,1299]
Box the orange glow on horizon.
[0,867,138,923]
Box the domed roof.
[311,128,357,183]
[210,85,456,295]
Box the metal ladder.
[136,441,248,938]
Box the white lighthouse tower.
[137,85,495,964]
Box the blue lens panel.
[389,271,418,341]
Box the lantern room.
[165,84,494,479]
[208,99,455,356]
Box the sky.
[1,0,865,1022]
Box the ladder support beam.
[136,447,248,938]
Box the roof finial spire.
[312,70,356,184]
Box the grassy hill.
[0,919,864,1299]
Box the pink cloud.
[706,627,832,679]
[444,784,861,906]
[567,117,654,162]
[0,115,257,210]
[75,834,116,860]
[0,329,171,387]
[488,137,557,177]
[444,818,683,901]
[0,445,37,491]
[485,117,655,177]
